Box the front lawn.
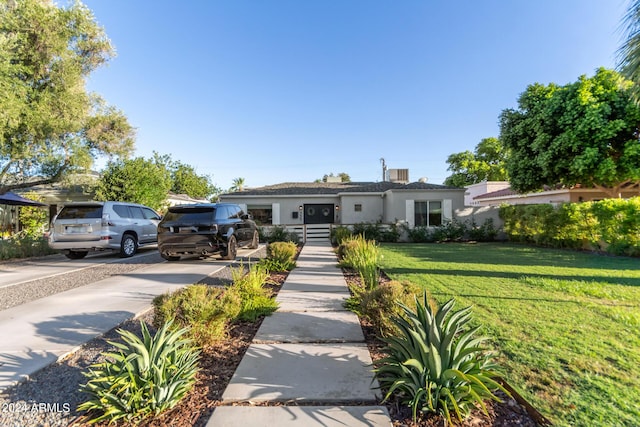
[379,243,640,427]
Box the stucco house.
[219,181,466,235]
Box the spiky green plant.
[374,295,508,423]
[340,235,380,289]
[78,320,200,424]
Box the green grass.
[379,242,640,427]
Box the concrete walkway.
[207,241,392,427]
[0,249,261,391]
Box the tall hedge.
[499,197,640,256]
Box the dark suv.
[157,203,259,261]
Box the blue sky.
[82,0,627,191]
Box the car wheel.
[65,251,88,260]
[161,253,181,262]
[248,230,259,249]
[221,235,237,260]
[119,233,138,257]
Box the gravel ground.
[0,248,266,427]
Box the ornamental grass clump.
[153,284,240,346]
[374,295,507,424]
[340,235,380,290]
[78,320,200,425]
[229,264,278,321]
[261,241,297,271]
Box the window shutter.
[443,199,453,222]
[406,200,415,227]
[272,203,280,225]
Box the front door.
[303,204,335,224]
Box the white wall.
[339,194,384,224]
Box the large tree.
[95,157,171,211]
[443,137,508,187]
[499,68,640,198]
[153,152,219,200]
[0,0,134,194]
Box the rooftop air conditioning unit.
[388,168,409,184]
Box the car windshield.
[57,205,103,219]
[164,207,216,223]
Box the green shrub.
[340,235,380,290]
[374,295,507,423]
[352,222,382,241]
[351,222,400,243]
[229,264,278,322]
[468,218,498,242]
[347,280,421,337]
[17,192,48,237]
[260,225,300,244]
[331,225,352,245]
[153,285,240,346]
[405,225,434,243]
[0,234,56,260]
[78,320,200,424]
[500,198,640,256]
[431,219,468,242]
[266,241,297,270]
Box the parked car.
[48,201,161,259]
[157,203,259,261]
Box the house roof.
[473,187,519,200]
[224,181,461,197]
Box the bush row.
[332,218,499,245]
[500,197,640,256]
[0,235,56,260]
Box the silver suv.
[48,201,161,259]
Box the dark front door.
[304,204,335,224]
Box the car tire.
[65,251,88,260]
[161,253,181,262]
[221,235,237,260]
[248,230,259,249]
[119,233,137,257]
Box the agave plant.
[374,294,508,423]
[78,320,200,424]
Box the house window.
[354,204,362,212]
[247,205,272,225]
[415,201,442,227]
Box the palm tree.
[618,0,640,100]
[229,177,245,192]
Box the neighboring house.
[464,181,510,206]
[472,183,640,206]
[219,181,465,229]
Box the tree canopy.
[499,68,640,198]
[95,157,171,211]
[152,153,219,200]
[0,0,134,194]
[315,172,351,183]
[443,137,508,187]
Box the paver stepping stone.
[275,290,349,312]
[221,343,379,402]
[206,406,392,427]
[254,311,364,343]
